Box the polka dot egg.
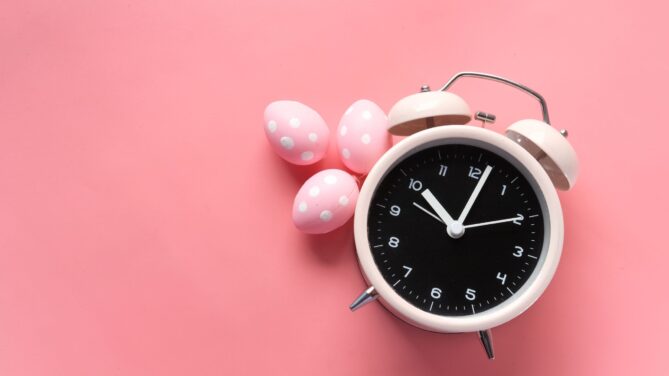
[337,99,392,174]
[292,169,359,234]
[264,100,330,165]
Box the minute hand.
[463,215,523,229]
[457,165,492,224]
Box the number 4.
[496,272,507,285]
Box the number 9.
[390,205,401,216]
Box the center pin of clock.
[447,221,465,239]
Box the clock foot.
[349,286,378,311]
[478,330,495,360]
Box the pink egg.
[336,99,392,174]
[292,169,359,234]
[264,100,330,165]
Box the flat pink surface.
[1,0,667,375]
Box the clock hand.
[421,189,456,227]
[463,215,524,229]
[412,202,444,224]
[457,165,493,224]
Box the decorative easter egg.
[337,99,392,174]
[264,100,330,165]
[292,169,359,234]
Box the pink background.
[1,0,667,374]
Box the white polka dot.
[308,133,318,142]
[338,195,349,206]
[309,186,320,197]
[280,136,294,150]
[289,117,301,128]
[361,134,371,144]
[345,105,354,115]
[300,151,314,161]
[320,210,333,222]
[267,120,277,133]
[341,148,351,159]
[298,201,308,212]
[362,110,372,120]
[324,175,338,185]
[340,126,348,136]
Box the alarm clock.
[349,72,578,359]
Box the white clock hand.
[412,202,444,224]
[421,189,456,227]
[457,165,493,224]
[463,215,524,229]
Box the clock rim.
[354,125,564,333]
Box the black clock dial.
[368,143,545,316]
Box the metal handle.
[439,71,551,125]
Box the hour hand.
[421,189,456,227]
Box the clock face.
[368,143,546,316]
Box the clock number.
[408,178,423,191]
[402,265,412,277]
[468,166,482,180]
[388,236,400,248]
[513,246,524,257]
[501,184,507,196]
[496,272,507,285]
[465,288,477,301]
[430,287,442,299]
[438,164,448,176]
[513,213,524,225]
[389,205,401,217]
